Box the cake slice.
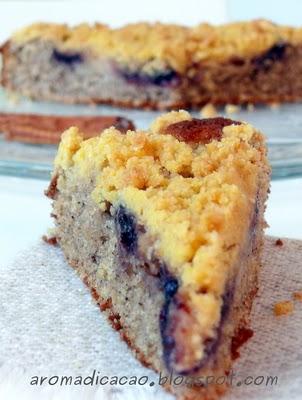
[2,20,302,109]
[46,111,270,399]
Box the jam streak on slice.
[164,117,241,144]
[114,205,138,254]
[160,281,234,375]
[159,268,179,369]
[252,42,288,72]
[52,49,83,66]
[117,66,180,87]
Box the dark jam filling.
[252,42,288,72]
[52,49,83,66]
[160,274,233,375]
[114,205,138,254]
[117,67,180,87]
[159,268,179,360]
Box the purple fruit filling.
[115,205,138,254]
[253,42,288,72]
[117,67,180,87]
[163,276,179,299]
[52,49,83,66]
[159,268,179,359]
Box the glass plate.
[0,89,302,180]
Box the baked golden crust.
[10,20,302,72]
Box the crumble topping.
[293,291,302,301]
[11,20,302,72]
[200,104,218,118]
[54,111,269,344]
[274,300,294,316]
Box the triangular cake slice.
[46,111,270,399]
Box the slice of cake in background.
[2,20,302,109]
[46,111,270,399]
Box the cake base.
[2,39,302,109]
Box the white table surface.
[0,175,301,266]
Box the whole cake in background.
[1,19,302,109]
[46,110,271,399]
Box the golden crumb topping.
[190,20,302,62]
[12,20,302,72]
[54,111,269,344]
[274,301,294,316]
